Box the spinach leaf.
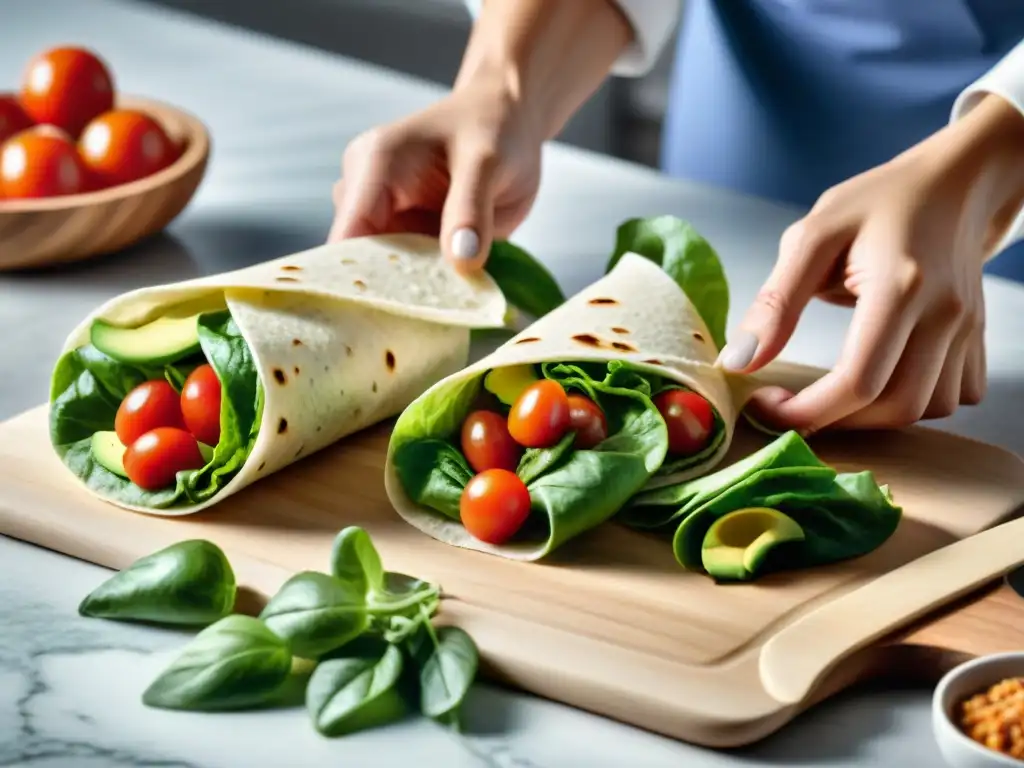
[259,572,369,660]
[330,526,385,596]
[485,240,566,319]
[417,625,478,723]
[606,216,730,350]
[392,361,669,557]
[142,615,292,711]
[392,439,473,521]
[78,540,235,626]
[306,640,407,737]
[369,574,441,644]
[48,309,263,509]
[622,431,902,579]
[516,430,575,486]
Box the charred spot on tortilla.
[275,276,300,283]
[611,326,630,335]
[643,358,663,366]
[611,340,636,352]
[353,279,367,291]
[277,418,288,434]
[316,425,322,432]
[385,350,396,371]
[692,331,705,342]
[280,265,302,272]
[514,337,541,345]
[294,444,305,459]
[292,338,303,346]
[257,461,266,472]
[272,368,287,385]
[588,297,618,306]
[293,366,300,375]
[341,258,356,265]
[572,333,602,347]
[388,253,401,262]
[372,381,378,393]
[345,345,353,357]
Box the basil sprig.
[78,526,479,737]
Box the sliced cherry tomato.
[459,468,532,545]
[0,127,88,198]
[460,410,521,473]
[115,379,186,446]
[180,364,222,446]
[124,427,205,490]
[653,389,714,455]
[19,47,114,137]
[0,96,33,146]
[507,379,570,448]
[79,109,176,188]
[567,394,608,449]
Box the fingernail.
[717,329,759,371]
[451,228,480,260]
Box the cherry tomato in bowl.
[79,109,177,188]
[566,394,608,449]
[0,127,88,199]
[180,364,222,447]
[460,410,521,473]
[508,379,570,448]
[653,389,714,455]
[115,379,185,446]
[20,46,114,137]
[460,468,532,545]
[123,427,205,491]
[0,96,33,145]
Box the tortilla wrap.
[49,233,507,516]
[384,252,824,561]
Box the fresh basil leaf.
[259,572,369,659]
[306,641,407,737]
[142,615,291,711]
[418,626,478,722]
[48,309,263,509]
[485,240,565,319]
[330,526,384,595]
[606,216,730,350]
[79,539,235,626]
[392,439,473,521]
[516,430,575,486]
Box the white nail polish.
[717,329,759,371]
[451,228,480,260]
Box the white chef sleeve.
[461,0,680,78]
[951,38,1024,257]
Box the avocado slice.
[701,507,805,581]
[91,313,202,366]
[483,364,539,406]
[91,431,130,478]
[90,431,214,481]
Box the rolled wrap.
[384,252,825,561]
[49,234,507,516]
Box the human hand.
[718,94,1024,433]
[326,81,544,274]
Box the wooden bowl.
[0,94,210,271]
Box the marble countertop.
[2,1,1024,766]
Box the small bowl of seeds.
[933,652,1024,767]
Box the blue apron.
[661,0,1024,282]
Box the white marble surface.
[2,1,1024,766]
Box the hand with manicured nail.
[718,94,1024,433]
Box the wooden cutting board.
[2,403,1024,748]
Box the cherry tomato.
[653,389,715,455]
[180,364,222,446]
[567,394,608,449]
[460,468,532,545]
[507,379,570,448]
[115,379,186,446]
[124,427,205,490]
[0,96,33,146]
[0,127,88,198]
[19,47,114,137]
[79,109,176,188]
[460,410,521,473]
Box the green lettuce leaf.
[484,240,566,320]
[49,310,263,509]
[606,215,730,350]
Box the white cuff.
[462,0,680,79]
[951,39,1024,260]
